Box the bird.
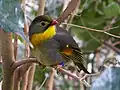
[29,15,90,74]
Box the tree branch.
[80,72,100,81]
[57,66,91,87]
[113,41,120,46]
[103,41,120,54]
[46,68,56,90]
[21,72,29,90]
[0,29,15,90]
[62,23,120,39]
[27,63,36,90]
[11,58,39,72]
[37,0,45,16]
[20,63,32,90]
[57,0,80,25]
[13,68,21,90]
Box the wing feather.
[54,26,90,73]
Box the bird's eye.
[40,21,46,26]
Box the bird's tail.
[72,48,90,74]
[74,62,90,74]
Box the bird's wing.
[54,27,78,48]
[53,27,90,74]
[54,26,82,60]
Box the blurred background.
[0,0,120,90]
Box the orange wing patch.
[62,48,73,55]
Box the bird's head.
[29,15,58,46]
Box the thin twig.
[13,34,18,60]
[39,75,48,90]
[113,41,120,46]
[80,72,100,81]
[104,17,117,31]
[104,32,120,39]
[57,66,91,87]
[104,41,120,54]
[62,23,120,39]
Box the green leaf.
[83,16,105,26]
[73,11,105,27]
[71,27,91,41]
[104,2,120,18]
[34,66,47,84]
[83,39,101,51]
[18,35,24,43]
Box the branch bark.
[104,41,120,54]
[57,66,91,87]
[13,34,18,60]
[37,0,45,16]
[21,67,29,90]
[46,68,56,90]
[0,29,15,90]
[57,0,80,26]
[27,63,36,90]
[62,0,80,30]
[13,68,21,90]
[12,58,38,72]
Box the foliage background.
[0,0,120,90]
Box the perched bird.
[29,15,90,74]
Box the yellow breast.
[30,25,56,46]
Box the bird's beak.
[50,20,58,26]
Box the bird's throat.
[31,25,56,46]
